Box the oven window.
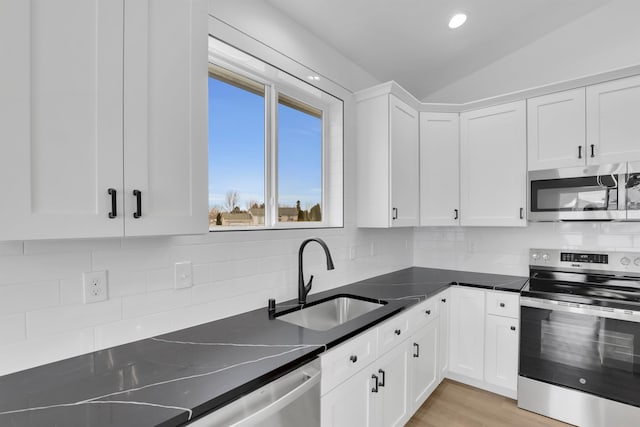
[531,175,618,212]
[520,306,640,406]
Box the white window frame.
[207,37,343,231]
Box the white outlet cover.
[83,271,108,304]
[174,261,192,289]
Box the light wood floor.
[405,379,573,427]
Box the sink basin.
[277,296,385,331]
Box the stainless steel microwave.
[528,162,640,221]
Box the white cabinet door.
[123,0,208,236]
[409,321,438,412]
[587,75,640,165]
[419,113,460,226]
[460,101,527,227]
[438,291,450,381]
[321,365,376,427]
[527,88,586,170]
[390,95,419,227]
[449,286,485,381]
[0,0,124,240]
[485,314,519,391]
[373,344,410,427]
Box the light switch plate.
[174,261,192,289]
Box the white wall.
[0,5,410,376]
[424,0,640,103]
[414,222,640,277]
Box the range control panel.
[560,252,608,264]
[531,248,640,273]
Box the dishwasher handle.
[188,361,321,427]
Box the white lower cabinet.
[373,344,410,427]
[449,286,486,381]
[448,286,519,398]
[484,314,519,391]
[321,292,446,427]
[321,363,376,427]
[408,320,439,411]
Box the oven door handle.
[520,296,640,323]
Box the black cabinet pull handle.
[520,208,524,220]
[371,374,379,393]
[500,302,506,308]
[441,298,447,303]
[425,309,431,315]
[392,207,398,220]
[454,209,459,220]
[350,355,358,363]
[378,369,385,387]
[590,144,595,158]
[133,190,142,218]
[394,329,401,336]
[413,342,420,358]
[511,326,517,331]
[578,146,582,159]
[108,188,117,218]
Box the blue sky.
[208,77,322,211]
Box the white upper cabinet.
[0,0,207,240]
[0,0,125,240]
[460,101,527,227]
[123,0,208,236]
[587,75,640,165]
[419,113,460,226]
[357,88,419,228]
[527,88,586,171]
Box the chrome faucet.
[298,237,335,305]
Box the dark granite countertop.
[0,267,527,427]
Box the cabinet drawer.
[410,297,439,330]
[320,327,378,395]
[486,291,519,318]
[378,309,411,355]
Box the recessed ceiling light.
[448,13,467,29]
[307,75,320,81]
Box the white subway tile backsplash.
[0,281,59,315]
[60,277,83,306]
[0,241,23,256]
[94,312,175,350]
[146,268,174,292]
[0,328,94,376]
[122,288,191,319]
[26,298,122,338]
[0,252,91,285]
[0,314,26,344]
[107,270,147,297]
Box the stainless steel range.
[518,249,640,427]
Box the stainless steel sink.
[277,296,384,331]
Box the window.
[207,39,343,230]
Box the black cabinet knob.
[441,298,446,303]
[499,302,505,308]
[425,310,431,315]
[510,326,516,331]
[350,355,358,363]
[394,329,401,336]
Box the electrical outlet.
[83,271,108,304]
[174,261,193,289]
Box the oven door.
[627,161,640,221]
[528,164,627,221]
[520,297,640,407]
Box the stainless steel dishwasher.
[187,359,320,427]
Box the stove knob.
[542,253,550,262]
[634,257,640,267]
[531,252,539,261]
[621,257,631,266]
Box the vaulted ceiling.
[266,0,611,100]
